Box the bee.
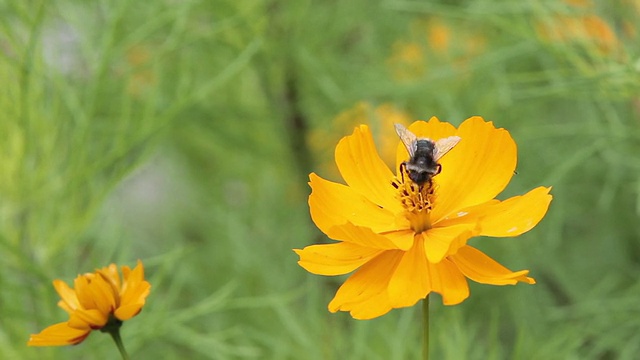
[394,123,461,187]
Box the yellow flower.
[387,40,426,82]
[563,0,593,7]
[125,45,157,97]
[388,18,488,83]
[536,14,620,54]
[425,18,451,53]
[295,117,552,320]
[28,260,151,346]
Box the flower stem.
[422,295,430,360]
[107,327,130,360]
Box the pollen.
[392,175,436,212]
[392,173,437,233]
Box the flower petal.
[328,222,407,250]
[342,288,393,320]
[379,228,414,251]
[449,245,535,285]
[27,322,90,346]
[434,200,497,223]
[423,223,479,263]
[69,309,108,329]
[395,117,458,171]
[96,264,121,297]
[53,280,79,314]
[120,260,151,305]
[436,187,552,237]
[295,242,384,275]
[432,117,517,221]
[118,260,150,319]
[387,237,429,308]
[387,236,477,307]
[335,125,402,213]
[428,258,470,305]
[477,186,553,237]
[309,173,399,234]
[74,275,115,316]
[328,250,403,319]
[115,302,145,321]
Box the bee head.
[408,170,430,185]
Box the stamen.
[393,171,437,233]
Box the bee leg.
[399,162,407,183]
[435,163,442,175]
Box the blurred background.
[1,0,640,359]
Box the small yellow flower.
[28,260,151,346]
[387,40,426,82]
[563,0,592,7]
[295,117,552,319]
[536,14,620,54]
[122,45,157,97]
[388,18,488,82]
[425,18,451,53]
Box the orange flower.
[387,40,426,82]
[123,45,157,97]
[425,18,451,53]
[563,0,592,7]
[536,14,619,54]
[295,117,552,319]
[28,260,151,346]
[387,18,487,82]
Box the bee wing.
[433,136,461,162]
[394,123,418,157]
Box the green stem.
[422,296,430,360]
[109,329,129,360]
[105,324,130,360]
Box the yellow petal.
[344,288,394,320]
[395,117,458,171]
[84,275,118,315]
[69,309,108,329]
[476,186,553,237]
[309,173,399,235]
[422,223,479,263]
[27,322,90,346]
[334,125,402,213]
[433,187,552,237]
[73,276,96,310]
[53,280,79,313]
[121,264,132,280]
[328,250,402,319]
[387,237,429,308]
[428,258,470,305]
[432,117,517,221]
[74,276,113,315]
[96,276,119,312]
[119,260,150,318]
[449,245,535,285]
[117,283,150,321]
[378,228,415,251]
[115,302,145,321]
[96,263,121,297]
[434,200,498,225]
[295,242,384,275]
[327,222,409,250]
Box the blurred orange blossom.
[28,260,150,346]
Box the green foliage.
[1,0,639,358]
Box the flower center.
[392,173,437,233]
